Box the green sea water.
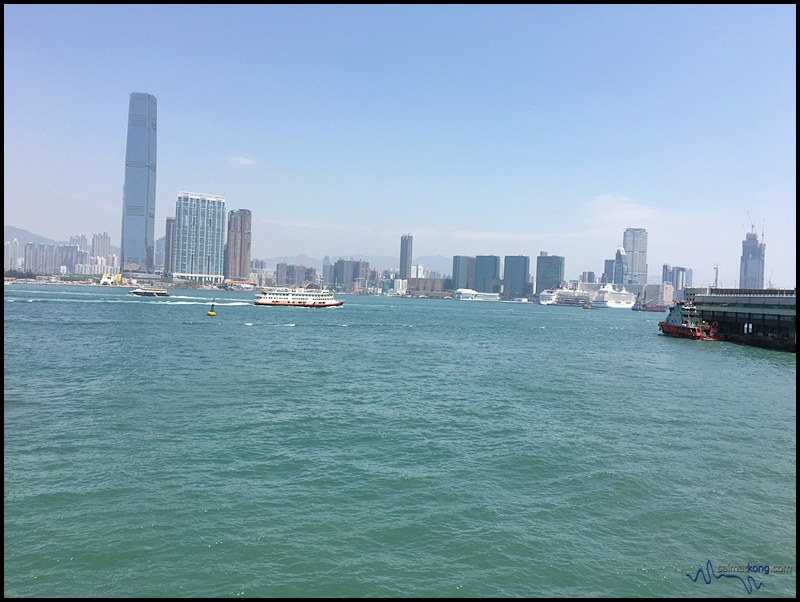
[4,285,796,597]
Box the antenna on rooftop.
[746,211,755,233]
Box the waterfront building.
[452,255,476,290]
[172,192,226,285]
[399,234,413,280]
[739,228,766,289]
[120,92,157,273]
[224,209,253,281]
[622,227,648,285]
[475,255,501,293]
[535,252,565,296]
[503,255,530,298]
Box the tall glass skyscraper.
[739,229,766,289]
[622,227,648,285]
[452,255,476,290]
[120,92,157,273]
[475,255,501,293]
[172,192,227,285]
[399,234,413,280]
[503,255,530,298]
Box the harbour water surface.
[4,285,796,597]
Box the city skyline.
[4,5,796,288]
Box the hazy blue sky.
[4,5,796,287]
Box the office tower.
[602,259,615,284]
[662,264,672,285]
[739,228,765,289]
[475,255,501,293]
[164,216,176,275]
[224,209,253,280]
[622,228,648,285]
[613,247,627,285]
[399,234,413,280]
[535,252,565,295]
[452,255,476,290]
[120,92,157,273]
[172,192,226,285]
[503,255,530,298]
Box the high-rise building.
[452,255,476,290]
[172,192,226,285]
[4,238,19,271]
[602,259,615,284]
[399,234,413,280]
[91,232,111,264]
[622,228,648,285]
[662,264,687,292]
[503,255,530,298]
[475,255,501,293]
[739,228,766,289]
[535,252,565,295]
[614,247,627,285]
[224,209,253,281]
[120,92,157,273]
[164,216,176,275]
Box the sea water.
[4,285,796,597]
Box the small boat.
[129,287,169,297]
[207,299,216,317]
[254,287,343,307]
[658,301,723,340]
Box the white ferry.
[254,287,343,307]
[591,284,636,309]
[129,287,169,297]
[453,288,500,301]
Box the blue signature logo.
[687,560,765,594]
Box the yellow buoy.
[207,298,216,316]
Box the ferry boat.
[658,301,722,340]
[254,287,343,307]
[538,287,592,307]
[591,284,636,309]
[453,288,500,301]
[128,287,169,297]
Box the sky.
[4,4,796,287]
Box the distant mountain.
[4,225,120,256]
[4,225,453,275]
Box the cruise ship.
[453,288,501,301]
[538,287,593,307]
[591,284,636,309]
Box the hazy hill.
[5,225,452,275]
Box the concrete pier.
[684,288,796,353]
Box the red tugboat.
[658,301,723,340]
